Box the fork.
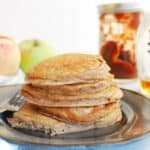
[0,91,26,113]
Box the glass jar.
[137,11,150,98]
[98,3,143,81]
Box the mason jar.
[98,3,143,81]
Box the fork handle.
[0,99,26,113]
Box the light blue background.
[0,134,150,150]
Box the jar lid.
[98,2,143,14]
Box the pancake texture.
[23,78,114,96]
[36,102,120,124]
[27,53,111,85]
[7,103,122,136]
[22,86,122,107]
[22,91,119,107]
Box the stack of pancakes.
[8,53,123,136]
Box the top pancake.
[27,53,111,85]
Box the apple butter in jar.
[98,3,143,81]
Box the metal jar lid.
[98,2,143,14]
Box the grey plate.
[0,89,150,146]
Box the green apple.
[19,39,54,73]
[0,35,20,76]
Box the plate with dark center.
[0,89,150,146]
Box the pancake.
[23,78,115,96]
[7,53,123,136]
[22,86,123,106]
[7,103,122,136]
[22,90,119,107]
[27,53,111,85]
[36,102,120,124]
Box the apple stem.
[33,40,39,47]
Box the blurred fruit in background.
[0,36,20,76]
[19,39,54,73]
